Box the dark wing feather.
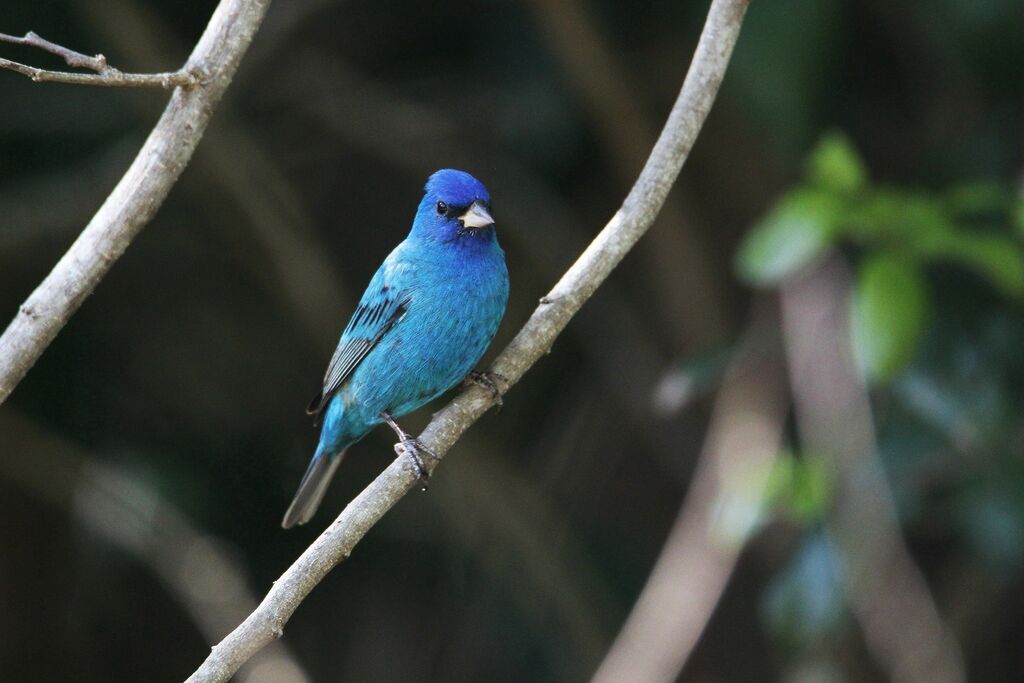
[306,289,411,419]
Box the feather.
[306,283,411,419]
[281,450,346,528]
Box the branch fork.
[0,30,200,88]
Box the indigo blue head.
[411,169,495,244]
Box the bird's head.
[412,169,495,243]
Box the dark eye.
[436,201,448,216]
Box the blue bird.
[282,169,509,528]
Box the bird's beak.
[460,201,494,229]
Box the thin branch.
[0,56,197,88]
[0,31,198,88]
[0,0,272,405]
[590,304,788,683]
[184,1,751,680]
[0,30,111,69]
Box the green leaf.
[846,189,960,253]
[944,181,1011,217]
[736,189,843,286]
[951,234,1024,298]
[807,131,867,194]
[852,255,930,381]
[766,452,832,522]
[1012,198,1024,239]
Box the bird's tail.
[281,448,346,529]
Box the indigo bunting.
[282,169,509,528]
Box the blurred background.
[2,0,1023,681]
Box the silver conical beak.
[460,201,494,229]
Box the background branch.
[185,0,750,680]
[781,256,967,683]
[0,410,311,683]
[590,303,787,683]
[0,0,272,405]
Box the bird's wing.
[306,266,412,419]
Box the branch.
[0,0,272,405]
[185,1,751,680]
[590,304,788,683]
[0,31,198,88]
[781,257,966,683]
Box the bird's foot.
[393,438,436,488]
[381,410,435,490]
[463,370,507,411]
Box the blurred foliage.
[765,452,832,525]
[739,132,1024,380]
[852,253,928,380]
[2,0,1024,682]
[762,531,845,651]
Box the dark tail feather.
[281,450,345,529]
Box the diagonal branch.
[184,1,751,680]
[0,0,272,405]
[0,30,198,88]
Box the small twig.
[0,31,198,88]
[0,30,110,69]
[0,57,197,88]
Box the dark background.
[2,0,1023,681]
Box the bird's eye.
[436,201,448,216]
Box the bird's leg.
[463,370,507,411]
[380,411,435,486]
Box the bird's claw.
[381,410,435,490]
[464,370,506,411]
[394,437,436,490]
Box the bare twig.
[590,303,787,683]
[0,56,196,88]
[184,1,750,680]
[0,0,272,405]
[0,31,197,88]
[781,257,966,683]
[0,30,108,69]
